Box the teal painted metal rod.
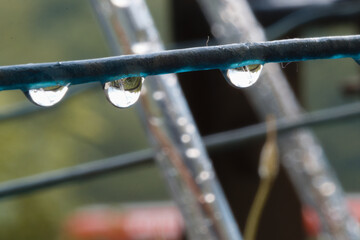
[0,35,359,91]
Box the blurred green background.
[0,1,171,239]
[0,1,359,240]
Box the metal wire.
[205,102,360,151]
[0,35,359,91]
[0,101,359,199]
[0,149,153,198]
[266,1,360,39]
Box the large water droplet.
[225,64,263,88]
[104,76,144,108]
[25,84,69,107]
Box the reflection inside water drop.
[226,64,263,88]
[25,84,69,107]
[104,76,144,108]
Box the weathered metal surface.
[0,36,359,90]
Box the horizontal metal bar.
[0,102,359,199]
[0,149,153,198]
[266,1,360,39]
[204,102,360,151]
[251,0,345,12]
[0,35,359,90]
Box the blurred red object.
[302,196,360,237]
[63,203,184,240]
[302,205,320,237]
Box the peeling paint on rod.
[0,35,359,90]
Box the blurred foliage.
[0,1,170,239]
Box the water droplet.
[104,76,144,108]
[319,182,336,197]
[152,91,165,101]
[25,84,69,107]
[197,171,211,182]
[185,124,196,134]
[131,42,156,54]
[177,117,188,126]
[110,0,131,8]
[166,77,177,87]
[180,134,191,143]
[185,148,201,158]
[225,64,263,88]
[149,117,162,126]
[203,193,216,203]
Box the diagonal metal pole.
[90,0,241,239]
[196,0,360,239]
